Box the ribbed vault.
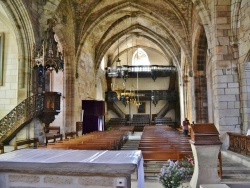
[72,0,193,72]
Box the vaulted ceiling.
[71,0,193,68]
[1,0,195,71]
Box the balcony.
[106,65,177,81]
[105,90,178,104]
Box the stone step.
[120,140,140,150]
[222,173,250,180]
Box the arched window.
[132,48,150,65]
[100,57,105,70]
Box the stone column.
[190,144,221,188]
[239,62,250,134]
[209,0,241,150]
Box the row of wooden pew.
[139,126,192,162]
[45,130,130,150]
[139,125,223,179]
[110,126,135,134]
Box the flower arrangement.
[158,156,194,188]
[179,155,194,175]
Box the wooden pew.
[138,126,194,178]
[14,138,39,150]
[46,130,129,151]
[65,131,77,139]
[76,121,83,136]
[0,143,4,154]
[142,151,178,161]
[47,142,115,150]
[139,126,193,175]
[45,126,63,145]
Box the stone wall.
[212,0,241,149]
[0,10,18,119]
[238,0,250,134]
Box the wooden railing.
[227,132,250,156]
[0,94,44,143]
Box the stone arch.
[231,0,242,45]
[191,0,213,50]
[0,0,35,98]
[191,24,208,123]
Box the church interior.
[0,0,250,188]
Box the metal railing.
[227,132,250,156]
[112,102,126,118]
[105,90,178,102]
[106,65,177,78]
[0,94,44,143]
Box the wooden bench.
[65,131,77,139]
[45,126,63,145]
[14,138,39,150]
[107,118,126,127]
[76,121,83,136]
[140,125,223,179]
[46,130,129,150]
[0,143,4,154]
[154,117,173,125]
[111,126,135,134]
[138,126,194,177]
[131,114,150,131]
[47,142,115,150]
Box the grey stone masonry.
[239,62,250,134]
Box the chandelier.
[33,19,64,73]
[109,8,141,107]
[110,49,142,107]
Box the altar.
[0,149,144,188]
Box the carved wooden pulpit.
[39,92,61,133]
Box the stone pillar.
[189,124,222,188]
[239,62,250,134]
[210,0,241,150]
[190,144,221,188]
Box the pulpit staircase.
[0,92,61,145]
[107,102,126,118]
[156,101,176,118]
[0,94,44,144]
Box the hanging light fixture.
[110,38,126,100]
[33,19,64,73]
[135,52,141,107]
[108,4,141,106]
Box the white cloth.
[0,149,145,188]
